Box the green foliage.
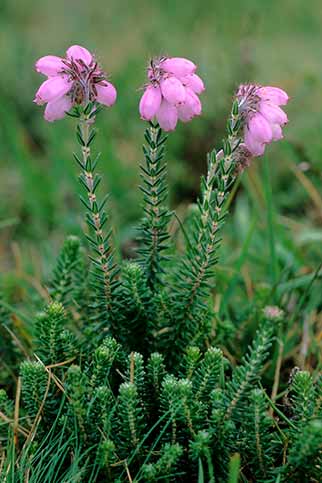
[6,325,322,481]
[75,110,120,332]
[146,352,166,415]
[281,370,322,481]
[34,302,76,365]
[138,123,172,291]
[192,347,223,404]
[163,101,242,364]
[286,419,322,481]
[1,87,321,483]
[189,431,215,483]
[90,336,121,388]
[48,235,83,308]
[0,291,21,389]
[125,352,146,401]
[20,360,48,422]
[140,443,183,481]
[239,388,276,481]
[115,382,146,458]
[117,262,154,353]
[289,370,316,422]
[65,365,89,439]
[0,389,13,441]
[225,319,275,421]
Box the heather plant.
[0,45,321,483]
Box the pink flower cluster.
[139,57,205,131]
[34,45,117,121]
[237,85,289,157]
[34,46,290,158]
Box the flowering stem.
[165,100,243,358]
[176,101,242,322]
[74,106,119,323]
[138,122,171,291]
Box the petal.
[257,86,289,106]
[66,45,92,65]
[260,102,288,125]
[177,88,202,122]
[162,57,196,77]
[248,113,273,143]
[244,127,266,156]
[177,101,195,122]
[139,85,162,120]
[95,81,117,107]
[44,95,72,122]
[271,124,283,141]
[156,99,178,131]
[35,55,65,77]
[186,88,202,116]
[160,76,186,105]
[180,74,205,94]
[34,76,72,105]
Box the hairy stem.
[138,122,171,291]
[75,109,119,323]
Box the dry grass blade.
[0,411,29,438]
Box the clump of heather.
[1,44,321,483]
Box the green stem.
[176,102,242,323]
[138,122,171,291]
[76,110,118,322]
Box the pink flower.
[34,44,117,121]
[181,74,205,95]
[257,87,288,106]
[139,86,162,120]
[35,56,65,77]
[160,76,186,105]
[156,100,178,131]
[44,96,73,122]
[34,76,72,105]
[139,56,204,131]
[237,84,289,157]
[95,81,117,107]
[66,45,93,66]
[162,57,196,77]
[177,88,202,122]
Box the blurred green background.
[1,0,322,300]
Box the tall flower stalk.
[165,99,243,359]
[137,122,171,291]
[137,56,205,291]
[159,84,289,361]
[75,106,120,325]
[34,44,119,329]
